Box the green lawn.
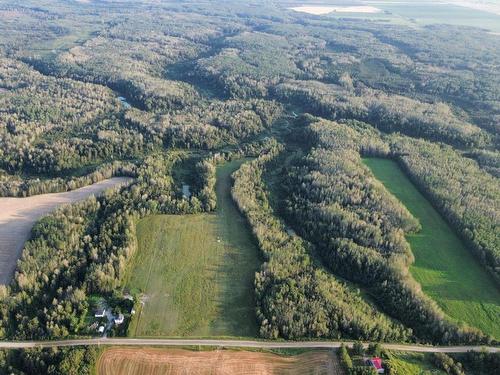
[364,158,500,339]
[125,160,260,337]
[386,352,445,375]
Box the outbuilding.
[114,313,125,325]
[369,357,384,374]
[94,308,106,318]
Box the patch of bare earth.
[289,6,381,15]
[97,348,345,375]
[0,177,131,284]
[0,10,24,19]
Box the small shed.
[369,357,384,374]
[114,313,125,325]
[94,308,106,318]
[182,184,191,199]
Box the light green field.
[364,158,500,339]
[125,160,260,337]
[386,352,445,375]
[322,2,500,32]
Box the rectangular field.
[125,160,260,337]
[97,347,343,375]
[364,158,500,339]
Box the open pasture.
[364,158,500,339]
[0,177,130,284]
[97,347,342,375]
[125,160,260,337]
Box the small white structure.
[95,308,106,318]
[114,313,125,325]
[182,184,191,199]
[117,96,131,109]
[98,325,105,333]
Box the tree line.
[279,117,490,344]
[231,138,411,342]
[0,152,216,340]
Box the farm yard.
[96,347,342,375]
[364,158,500,339]
[0,177,131,284]
[125,160,260,337]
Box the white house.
[114,313,125,325]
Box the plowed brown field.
[97,347,345,375]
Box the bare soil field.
[97,348,344,375]
[0,177,131,284]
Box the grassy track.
[364,158,500,339]
[125,160,260,337]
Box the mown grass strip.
[364,158,500,339]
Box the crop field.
[96,347,342,375]
[0,177,130,285]
[125,160,260,337]
[364,158,500,339]
[316,1,500,32]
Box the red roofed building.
[369,357,384,373]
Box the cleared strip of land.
[0,177,131,284]
[364,158,500,339]
[96,347,341,375]
[125,160,260,337]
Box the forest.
[0,0,498,373]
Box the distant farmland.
[97,347,342,375]
[125,160,260,337]
[364,158,500,339]
[0,177,131,284]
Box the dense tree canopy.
[0,1,498,370]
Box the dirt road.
[0,338,497,353]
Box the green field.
[364,158,500,339]
[386,352,445,375]
[125,160,260,337]
[323,2,500,32]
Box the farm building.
[95,308,106,318]
[368,357,384,373]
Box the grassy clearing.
[125,160,260,337]
[386,351,444,375]
[364,158,500,339]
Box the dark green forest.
[0,0,499,373]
